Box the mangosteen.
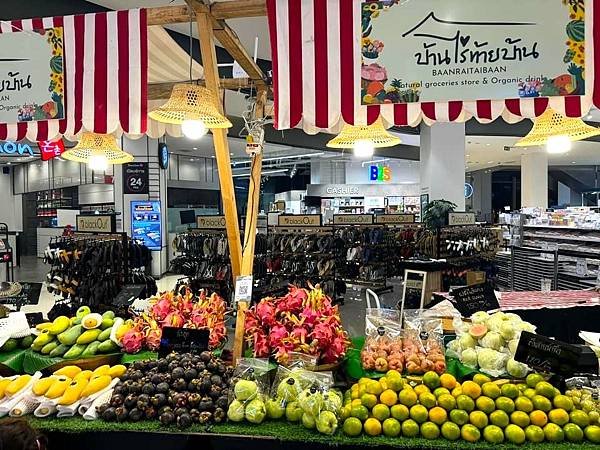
[168,361,180,372]
[124,394,138,409]
[136,394,150,409]
[188,393,201,408]
[171,367,185,380]
[199,378,212,393]
[158,405,172,416]
[96,403,109,416]
[189,408,200,423]
[127,382,141,395]
[151,393,167,407]
[174,393,187,408]
[142,383,155,396]
[188,379,201,392]
[133,361,145,371]
[157,359,169,373]
[160,411,175,426]
[102,407,117,422]
[177,413,192,429]
[225,367,235,378]
[198,397,214,412]
[215,396,228,409]
[191,356,201,364]
[198,411,213,424]
[115,406,129,422]
[156,382,169,394]
[147,360,157,370]
[113,384,127,396]
[150,374,163,385]
[195,362,206,372]
[110,393,124,407]
[209,386,222,401]
[165,353,177,363]
[213,407,226,423]
[184,368,198,381]
[174,407,188,417]
[210,374,222,386]
[216,363,226,375]
[119,372,130,383]
[128,408,143,422]
[200,351,212,363]
[173,378,187,392]
[207,361,218,372]
[144,406,157,420]
[130,370,143,381]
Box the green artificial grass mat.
[24,417,600,450]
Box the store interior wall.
[0,169,22,232]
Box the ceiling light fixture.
[61,132,133,168]
[515,108,600,154]
[326,118,401,160]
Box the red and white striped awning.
[0,9,147,142]
[267,0,600,134]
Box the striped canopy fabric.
[0,9,147,141]
[266,0,600,133]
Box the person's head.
[0,418,46,450]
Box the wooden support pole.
[191,7,243,280]
[148,78,251,100]
[232,86,267,363]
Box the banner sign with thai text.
[0,27,64,123]
[360,0,585,105]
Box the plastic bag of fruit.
[360,308,404,373]
[227,358,271,424]
[294,370,341,435]
[402,310,446,375]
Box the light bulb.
[88,154,108,171]
[353,139,375,158]
[181,119,207,139]
[546,135,572,154]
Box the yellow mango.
[57,378,88,405]
[53,366,82,379]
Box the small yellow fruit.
[45,376,72,399]
[74,370,93,382]
[0,378,13,399]
[5,375,32,396]
[53,366,82,378]
[57,378,88,406]
[80,375,111,398]
[108,365,126,379]
[32,377,56,396]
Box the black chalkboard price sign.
[159,327,209,357]
[514,331,582,375]
[451,283,499,317]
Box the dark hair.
[0,418,45,450]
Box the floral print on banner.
[361,0,586,105]
[17,27,64,121]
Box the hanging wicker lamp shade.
[62,132,134,164]
[515,108,600,147]
[148,83,232,128]
[326,118,401,148]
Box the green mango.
[82,341,101,357]
[41,341,59,355]
[0,338,18,352]
[102,311,115,320]
[49,343,70,357]
[100,318,114,330]
[70,317,82,326]
[76,329,102,345]
[63,344,86,359]
[97,340,119,354]
[32,330,54,349]
[76,306,91,319]
[97,327,112,342]
[19,335,34,349]
[58,325,83,346]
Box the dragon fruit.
[163,311,185,328]
[150,297,172,321]
[121,329,144,353]
[244,286,350,365]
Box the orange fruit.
[462,381,482,400]
[440,373,457,390]
[511,411,531,428]
[343,417,363,437]
[382,418,401,437]
[543,423,565,442]
[548,408,569,426]
[529,410,548,427]
[364,418,382,436]
[456,394,475,412]
[420,421,440,440]
[401,419,420,437]
[490,410,510,428]
[563,423,584,442]
[525,424,545,443]
[433,387,450,398]
[379,389,397,407]
[483,425,505,443]
[360,393,378,409]
[469,410,489,429]
[410,405,429,424]
[414,384,430,396]
[495,396,515,414]
[515,396,534,413]
[437,393,457,412]
[441,422,461,440]
[481,382,501,399]
[372,404,390,422]
[475,396,495,414]
[505,424,526,444]
[428,406,448,426]
[390,404,409,421]
[419,392,437,409]
[422,371,441,390]
[398,388,418,407]
[449,409,469,426]
[461,424,481,442]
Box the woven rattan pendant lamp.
[326,118,401,158]
[148,11,231,137]
[62,132,134,171]
[515,108,600,154]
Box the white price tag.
[576,258,588,277]
[234,275,253,304]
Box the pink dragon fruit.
[150,298,172,321]
[253,330,270,357]
[255,300,276,326]
[163,311,185,328]
[269,324,288,348]
[145,327,162,351]
[310,321,334,346]
[122,329,144,353]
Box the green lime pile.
[340,371,600,444]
